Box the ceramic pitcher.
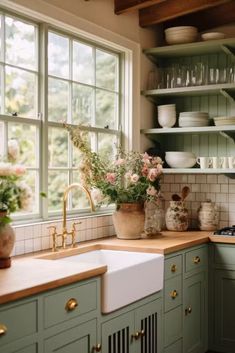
[198,200,219,231]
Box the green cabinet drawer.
[164,339,182,353]
[0,299,38,347]
[164,306,182,347]
[185,246,207,273]
[44,280,97,328]
[14,343,38,353]
[165,255,182,280]
[164,276,182,313]
[214,245,235,266]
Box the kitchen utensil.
[172,194,181,201]
[181,186,190,201]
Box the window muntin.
[0,10,122,222]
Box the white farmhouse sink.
[58,249,164,313]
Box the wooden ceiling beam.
[161,1,235,32]
[114,0,166,15]
[139,0,231,27]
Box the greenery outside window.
[0,10,122,222]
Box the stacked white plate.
[213,116,235,126]
[179,111,209,127]
[165,26,198,45]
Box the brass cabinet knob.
[193,256,201,264]
[93,343,102,352]
[0,324,7,336]
[171,264,177,273]
[65,298,78,311]
[185,306,192,315]
[170,289,178,299]
[131,330,145,340]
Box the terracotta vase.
[198,200,219,231]
[0,212,15,268]
[165,201,189,232]
[112,203,145,239]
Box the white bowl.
[201,32,225,41]
[165,26,198,33]
[165,151,197,168]
[165,26,198,45]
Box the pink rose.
[106,172,116,184]
[124,172,132,180]
[152,156,162,165]
[141,165,149,177]
[147,186,157,196]
[13,165,26,176]
[130,174,139,183]
[115,158,125,166]
[142,152,151,164]
[148,168,159,182]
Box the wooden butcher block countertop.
[1,230,235,304]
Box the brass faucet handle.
[71,222,82,248]
[47,225,57,252]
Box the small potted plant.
[65,124,163,239]
[0,145,32,268]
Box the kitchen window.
[0,10,122,222]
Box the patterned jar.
[165,201,189,231]
[198,200,219,231]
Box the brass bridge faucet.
[48,183,95,251]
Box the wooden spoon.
[181,186,190,201]
[172,194,181,201]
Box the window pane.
[72,171,90,209]
[72,132,93,167]
[0,121,4,157]
[96,89,117,129]
[48,78,69,122]
[5,66,36,117]
[48,171,68,211]
[48,127,68,167]
[72,83,94,125]
[98,133,117,161]
[13,170,38,215]
[48,32,69,79]
[8,122,37,167]
[5,16,37,70]
[96,49,118,91]
[0,16,2,60]
[73,41,94,85]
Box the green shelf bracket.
[221,45,235,62]
[220,89,235,103]
[219,131,235,143]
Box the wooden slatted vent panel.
[141,313,158,353]
[108,327,129,353]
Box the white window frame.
[0,0,140,225]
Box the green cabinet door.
[135,298,162,353]
[183,272,206,353]
[44,319,97,353]
[213,269,235,352]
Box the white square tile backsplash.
[12,173,235,257]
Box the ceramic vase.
[198,200,219,231]
[165,201,189,231]
[112,203,145,239]
[0,212,15,268]
[144,200,165,235]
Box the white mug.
[211,157,219,169]
[197,157,212,169]
[220,156,229,169]
[228,156,235,169]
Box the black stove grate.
[214,226,235,236]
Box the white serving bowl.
[201,32,225,41]
[165,151,197,168]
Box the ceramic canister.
[165,201,189,231]
[198,200,219,231]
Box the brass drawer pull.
[131,330,145,340]
[93,343,102,352]
[65,298,78,311]
[171,264,177,273]
[170,289,178,299]
[0,324,7,336]
[193,256,201,264]
[185,306,192,315]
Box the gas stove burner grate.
[214,226,235,236]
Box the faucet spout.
[62,183,95,231]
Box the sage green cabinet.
[101,298,162,353]
[44,319,97,353]
[209,243,235,353]
[163,245,208,353]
